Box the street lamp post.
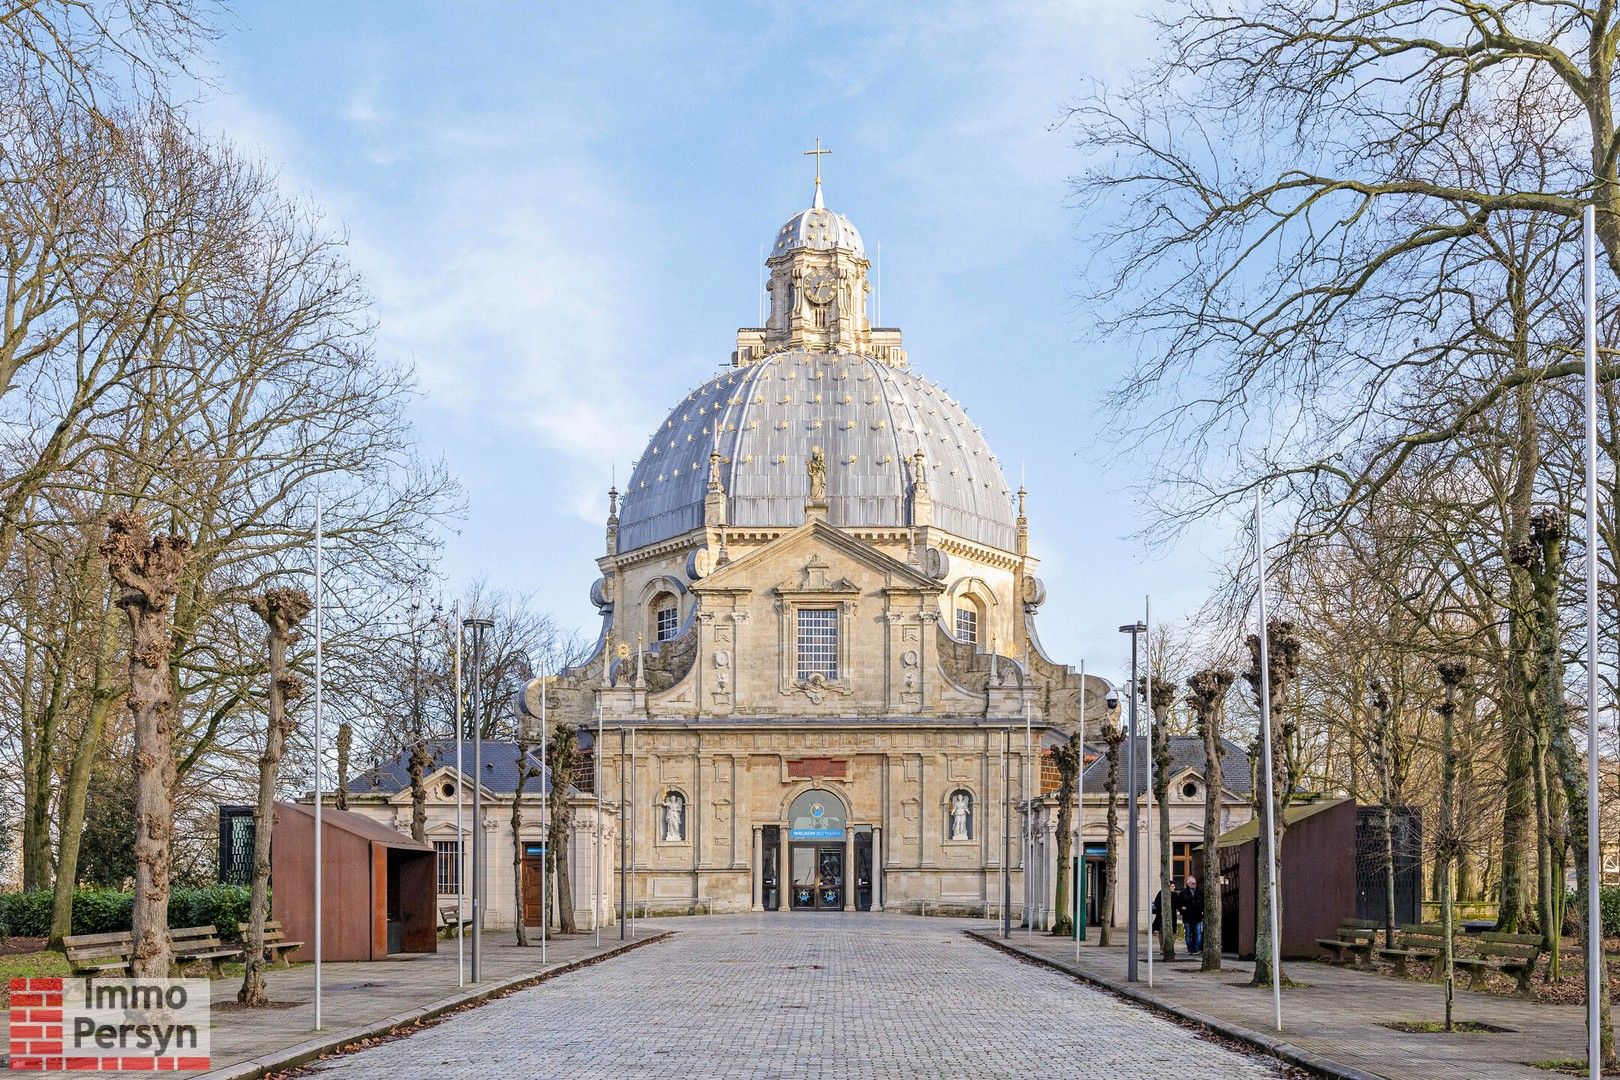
[1119,621,1146,982]
[462,616,494,983]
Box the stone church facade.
[526,173,1113,918]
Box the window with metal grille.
[655,603,678,642]
[435,840,461,894]
[796,607,839,681]
[955,606,978,644]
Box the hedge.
[0,885,254,941]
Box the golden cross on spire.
[804,137,831,185]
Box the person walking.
[1178,875,1205,953]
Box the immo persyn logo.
[8,977,211,1072]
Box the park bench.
[1453,931,1544,996]
[170,925,241,975]
[237,920,304,966]
[1375,923,1450,978]
[1316,917,1381,969]
[63,931,134,976]
[440,904,473,938]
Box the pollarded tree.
[100,510,188,978]
[240,587,311,1007]
[545,723,580,934]
[1049,730,1083,937]
[1098,715,1126,947]
[1187,668,1234,972]
[1243,618,1302,989]
[1148,674,1177,961]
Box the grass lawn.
[0,949,72,1006]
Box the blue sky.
[201,0,1232,684]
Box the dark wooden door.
[522,850,545,926]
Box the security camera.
[1104,690,1119,712]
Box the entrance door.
[854,831,872,911]
[762,826,781,911]
[789,844,845,910]
[1084,856,1107,926]
[521,843,546,927]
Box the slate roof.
[1078,735,1252,798]
[350,739,570,797]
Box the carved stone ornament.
[713,650,731,667]
[1020,575,1047,608]
[686,548,713,580]
[923,547,950,580]
[789,670,852,706]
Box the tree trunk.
[1051,732,1080,937]
[511,738,538,946]
[1099,723,1123,947]
[101,512,189,979]
[546,724,578,934]
[240,588,310,1007]
[334,722,351,811]
[1153,689,1175,961]
[47,689,116,947]
[1190,668,1233,972]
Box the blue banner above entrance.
[789,827,845,841]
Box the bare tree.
[1049,730,1082,937]
[1188,668,1234,972]
[1098,715,1125,947]
[1149,674,1177,961]
[545,723,580,934]
[100,510,187,977]
[239,587,310,1007]
[1243,618,1302,989]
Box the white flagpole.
[539,662,548,964]
[1255,490,1283,1032]
[1145,596,1154,989]
[1583,204,1602,1080]
[454,601,464,987]
[1077,659,1085,960]
[312,494,324,1032]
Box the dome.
[617,350,1016,553]
[771,183,865,260]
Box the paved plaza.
[306,915,1286,1079]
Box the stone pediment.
[693,517,943,597]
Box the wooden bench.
[237,920,304,966]
[1375,923,1450,978]
[1453,931,1544,995]
[439,904,472,938]
[63,931,134,976]
[170,925,241,975]
[1316,917,1381,968]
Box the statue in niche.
[808,447,827,500]
[949,791,972,841]
[662,791,686,842]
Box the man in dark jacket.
[1178,876,1205,952]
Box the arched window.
[659,790,687,842]
[787,788,847,840]
[955,604,979,644]
[651,592,679,643]
[947,789,974,841]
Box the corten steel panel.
[371,843,387,960]
[1222,799,1358,959]
[270,806,374,963]
[616,351,1017,553]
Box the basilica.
[522,169,1119,919]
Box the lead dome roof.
[771,182,865,259]
[618,350,1016,552]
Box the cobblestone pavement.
[309,914,1286,1078]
